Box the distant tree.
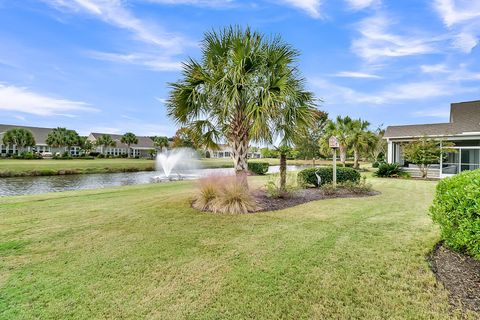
[121,132,138,158]
[171,128,196,149]
[402,137,455,179]
[152,136,169,152]
[368,127,387,163]
[322,116,354,167]
[46,127,79,155]
[77,136,94,155]
[260,147,278,158]
[348,119,370,169]
[294,110,328,165]
[96,135,116,155]
[2,128,36,154]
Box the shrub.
[13,152,42,160]
[373,163,410,178]
[264,172,298,198]
[195,176,221,210]
[194,176,258,214]
[248,162,269,175]
[341,176,373,194]
[297,167,361,187]
[372,161,385,168]
[430,170,480,260]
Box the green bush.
[430,170,480,260]
[248,162,269,175]
[373,163,410,178]
[297,167,361,187]
[265,172,298,198]
[372,161,385,168]
[13,152,42,160]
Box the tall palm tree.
[121,132,138,158]
[78,136,94,155]
[96,135,116,155]
[323,116,354,167]
[46,127,68,153]
[167,26,317,187]
[348,119,370,169]
[2,128,36,154]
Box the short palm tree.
[349,119,370,169]
[153,136,169,152]
[96,135,116,155]
[323,116,354,166]
[2,128,36,154]
[121,132,138,158]
[46,127,68,153]
[167,26,317,186]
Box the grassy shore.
[0,177,475,319]
[0,158,342,177]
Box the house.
[0,124,80,156]
[208,144,262,159]
[384,100,480,178]
[88,133,155,158]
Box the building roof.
[384,100,480,139]
[90,132,155,149]
[0,124,53,145]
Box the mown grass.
[0,177,475,319]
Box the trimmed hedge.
[248,162,269,175]
[430,169,480,260]
[297,167,361,187]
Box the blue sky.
[0,0,479,136]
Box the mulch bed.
[429,242,480,313]
[250,188,379,212]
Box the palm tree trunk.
[230,135,249,188]
[339,144,347,167]
[127,144,131,158]
[353,148,359,169]
[280,152,287,192]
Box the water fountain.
[153,148,200,182]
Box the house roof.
[90,132,155,149]
[384,100,480,139]
[0,124,53,145]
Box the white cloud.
[434,0,480,27]
[44,0,185,52]
[412,108,450,118]
[434,0,480,53]
[310,78,477,106]
[332,71,381,79]
[345,0,379,10]
[144,0,235,7]
[278,0,322,18]
[0,84,97,116]
[420,64,449,73]
[88,51,182,71]
[351,14,439,61]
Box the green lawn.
[0,158,348,177]
[0,177,474,319]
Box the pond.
[0,165,312,197]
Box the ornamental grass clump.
[195,176,258,214]
[430,169,480,260]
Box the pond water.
[0,165,312,197]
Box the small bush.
[196,176,221,210]
[373,163,410,178]
[248,162,269,175]
[430,170,480,260]
[264,172,298,198]
[341,176,373,194]
[297,167,361,188]
[372,161,385,168]
[194,176,258,214]
[13,152,42,160]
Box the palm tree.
[153,136,169,152]
[121,132,138,158]
[349,119,370,169]
[46,127,68,153]
[167,26,317,187]
[96,135,116,155]
[2,128,36,154]
[323,116,354,167]
[77,136,94,155]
